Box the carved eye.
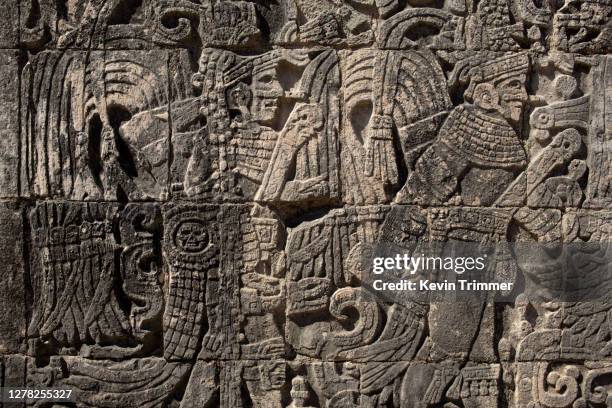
[258,74,273,83]
[535,111,553,127]
[507,79,521,88]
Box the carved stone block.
[0,51,21,198]
[0,202,25,355]
[162,203,287,362]
[1,0,611,406]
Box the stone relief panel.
[0,0,610,407]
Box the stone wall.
[0,0,610,406]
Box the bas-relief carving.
[0,0,611,406]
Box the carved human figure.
[175,47,332,206]
[255,50,340,207]
[180,48,285,199]
[250,64,285,127]
[396,53,530,206]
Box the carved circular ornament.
[535,111,554,128]
[173,219,209,253]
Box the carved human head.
[462,53,530,124]
[250,63,284,125]
[194,49,284,125]
[494,74,528,123]
[234,52,284,126]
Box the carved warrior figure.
[505,210,612,408]
[180,48,286,198]
[396,53,530,206]
[169,46,342,207]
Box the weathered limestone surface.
[0,51,21,198]
[0,203,25,355]
[0,1,18,49]
[0,0,610,406]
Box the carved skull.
[174,220,209,253]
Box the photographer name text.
[371,254,513,292]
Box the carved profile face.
[495,75,528,124]
[174,220,209,253]
[251,66,283,125]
